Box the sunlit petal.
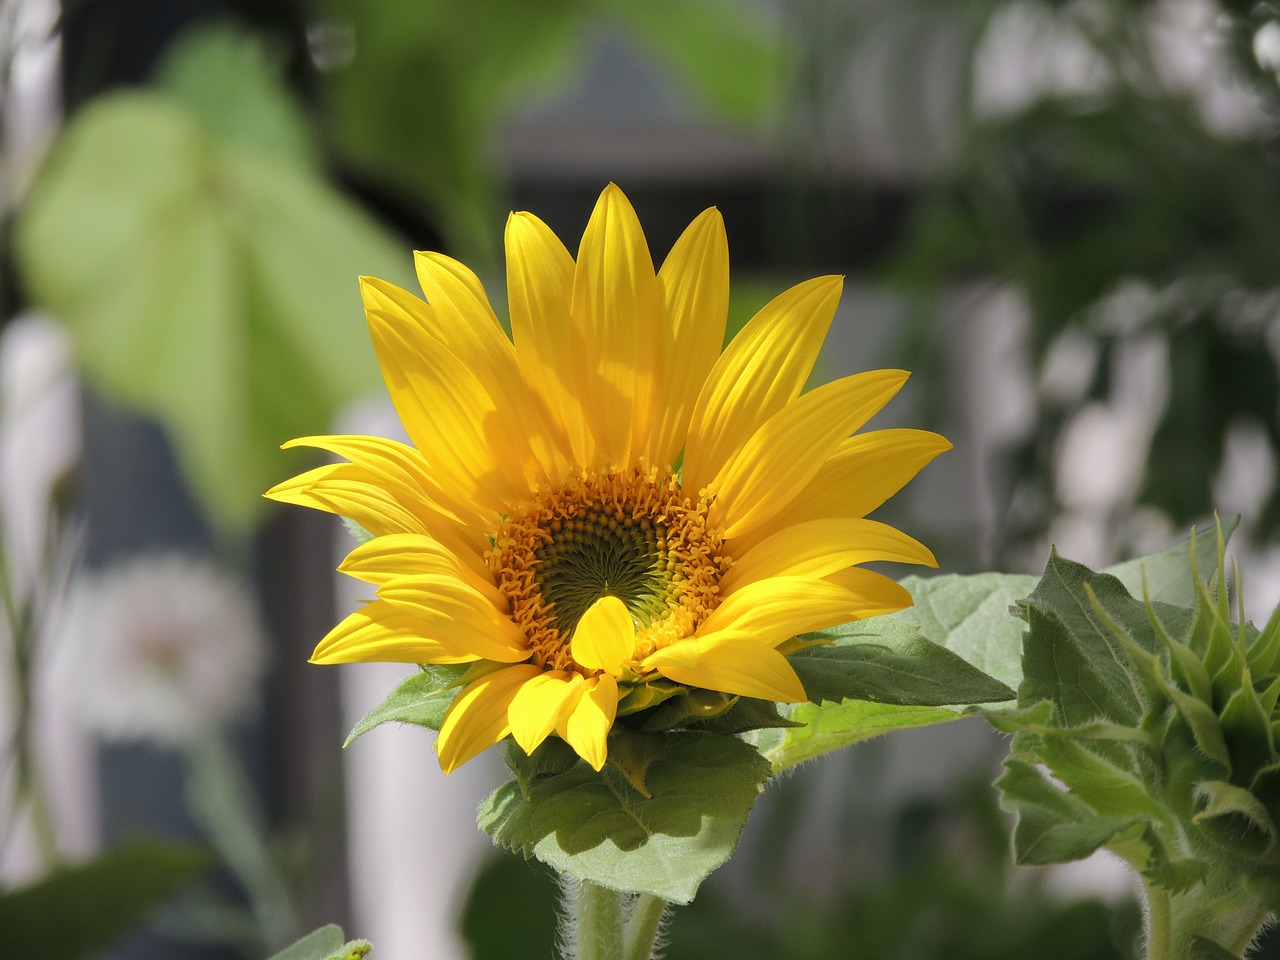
[653,633,806,703]
[437,665,543,774]
[571,596,637,675]
[508,672,584,756]
[565,674,619,771]
[683,276,842,495]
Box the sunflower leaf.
[892,571,1037,692]
[344,666,461,746]
[477,731,770,903]
[757,700,960,775]
[791,617,1016,707]
[267,925,373,960]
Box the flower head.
[268,184,948,773]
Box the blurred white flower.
[55,554,267,746]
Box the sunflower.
[267,184,949,774]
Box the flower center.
[489,468,728,673]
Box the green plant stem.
[575,881,623,960]
[1142,879,1272,959]
[184,726,299,953]
[567,882,667,960]
[622,894,667,960]
[1144,885,1172,960]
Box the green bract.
[997,531,1280,957]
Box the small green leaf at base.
[344,665,461,747]
[268,925,373,960]
[477,731,771,904]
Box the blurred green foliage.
[0,838,211,958]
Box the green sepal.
[343,664,464,746]
[1190,935,1246,960]
[1246,600,1280,677]
[1032,736,1164,818]
[1192,779,1278,863]
[604,727,667,798]
[636,691,802,735]
[505,737,581,797]
[986,701,1158,750]
[791,617,1015,707]
[616,677,685,716]
[635,688,737,730]
[477,731,771,903]
[341,517,376,546]
[1218,667,1275,782]
[997,757,1138,865]
[1106,820,1207,892]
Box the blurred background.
[2,0,1279,956]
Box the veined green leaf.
[1034,737,1164,818]
[893,571,1036,692]
[792,615,1015,708]
[997,757,1140,866]
[759,700,959,775]
[344,665,462,746]
[1105,517,1237,606]
[477,731,770,903]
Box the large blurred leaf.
[15,41,408,529]
[0,838,211,958]
[155,26,319,168]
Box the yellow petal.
[640,638,699,671]
[823,567,916,617]
[505,211,583,467]
[267,463,428,539]
[682,275,842,496]
[413,251,566,481]
[366,312,527,510]
[647,206,729,468]
[275,435,493,578]
[339,533,507,609]
[697,576,870,647]
[310,600,488,664]
[738,429,952,551]
[652,633,806,703]
[281,434,489,527]
[720,518,936,596]
[564,674,619,771]
[570,183,663,467]
[508,671,584,756]
[712,369,910,540]
[437,664,543,774]
[375,575,528,663]
[570,596,637,675]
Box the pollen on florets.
[487,467,729,673]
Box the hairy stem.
[622,893,667,960]
[574,881,623,960]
